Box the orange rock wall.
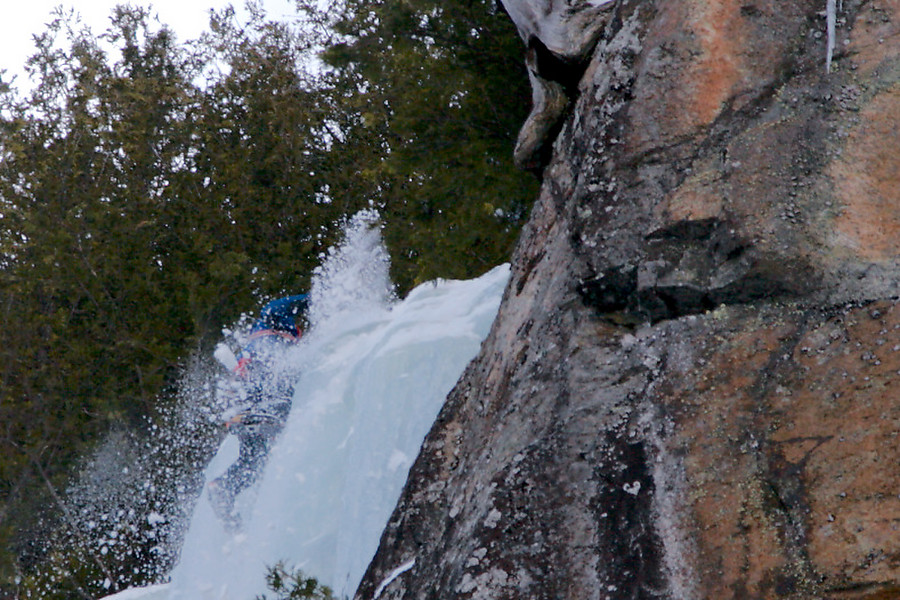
[657,301,900,598]
[356,0,900,598]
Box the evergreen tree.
[0,0,535,593]
[0,7,353,594]
[311,0,538,290]
[257,563,335,600]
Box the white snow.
[501,0,614,59]
[213,343,239,371]
[102,213,509,600]
[373,558,416,600]
[100,584,170,600]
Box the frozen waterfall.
[104,213,509,600]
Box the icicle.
[826,0,837,73]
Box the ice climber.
[208,294,309,532]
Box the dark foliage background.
[0,0,535,596]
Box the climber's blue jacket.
[250,295,310,337]
[235,294,309,378]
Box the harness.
[233,328,302,378]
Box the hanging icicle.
[826,0,837,73]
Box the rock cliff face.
[355,0,900,598]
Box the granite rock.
[356,0,900,598]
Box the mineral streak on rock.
[356,0,900,598]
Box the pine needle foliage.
[307,0,539,290]
[0,0,535,594]
[257,563,336,600]
[0,6,357,594]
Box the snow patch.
[101,584,170,600]
[502,0,614,59]
[373,558,416,600]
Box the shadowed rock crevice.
[507,1,617,173]
[590,436,668,599]
[577,218,811,323]
[513,45,572,173]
